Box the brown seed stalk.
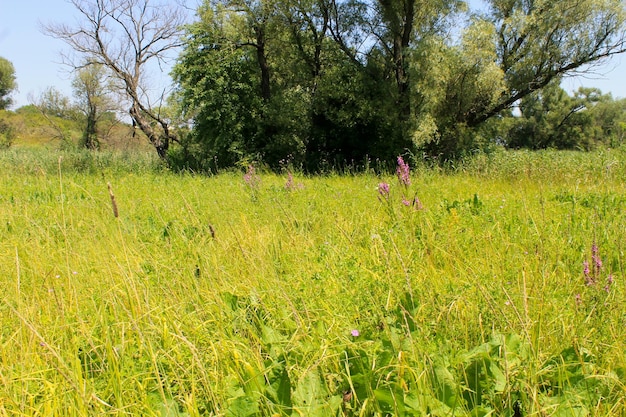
[107,182,119,218]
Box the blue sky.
[1,0,625,109]
[0,1,79,108]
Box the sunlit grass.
[1,147,625,415]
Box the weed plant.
[0,148,625,416]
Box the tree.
[465,0,625,127]
[0,57,17,110]
[173,0,415,170]
[506,82,593,149]
[43,0,187,158]
[416,0,626,157]
[33,87,75,119]
[507,85,626,150]
[29,87,79,144]
[72,64,117,149]
[574,88,626,147]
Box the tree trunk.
[255,24,271,102]
[129,104,169,158]
[83,103,99,150]
[380,0,415,123]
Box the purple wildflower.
[413,196,424,210]
[575,293,582,305]
[605,274,614,292]
[401,197,411,206]
[243,165,260,189]
[583,260,594,286]
[285,172,294,190]
[396,156,411,186]
[592,244,602,275]
[350,329,360,337]
[378,182,390,199]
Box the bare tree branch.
[42,0,188,158]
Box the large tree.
[0,57,17,110]
[418,0,626,157]
[43,0,187,158]
[453,0,626,129]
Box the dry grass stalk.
[107,182,119,218]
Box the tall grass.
[1,148,625,416]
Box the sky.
[1,0,625,110]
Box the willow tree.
[467,0,626,127]
[419,0,626,157]
[43,0,187,158]
[72,64,117,150]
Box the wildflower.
[378,182,390,199]
[605,274,614,292]
[243,165,260,188]
[575,293,582,305]
[592,244,602,275]
[583,260,594,286]
[285,172,294,190]
[396,156,411,186]
[401,197,411,206]
[413,196,424,210]
[350,329,360,337]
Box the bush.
[0,118,15,149]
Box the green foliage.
[35,87,79,120]
[506,84,626,150]
[172,0,408,171]
[171,0,626,168]
[72,64,118,150]
[172,23,265,171]
[0,116,16,149]
[0,56,17,110]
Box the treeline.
[2,0,626,171]
[170,0,626,171]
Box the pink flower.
[413,196,424,210]
[243,165,260,188]
[285,172,294,190]
[396,156,411,186]
[583,260,594,286]
[350,329,360,337]
[378,182,390,199]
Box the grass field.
[1,147,625,416]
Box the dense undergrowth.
[1,147,625,416]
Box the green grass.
[1,147,625,416]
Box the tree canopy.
[0,57,17,110]
[169,0,626,170]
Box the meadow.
[0,147,625,416]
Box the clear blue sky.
[1,0,625,110]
